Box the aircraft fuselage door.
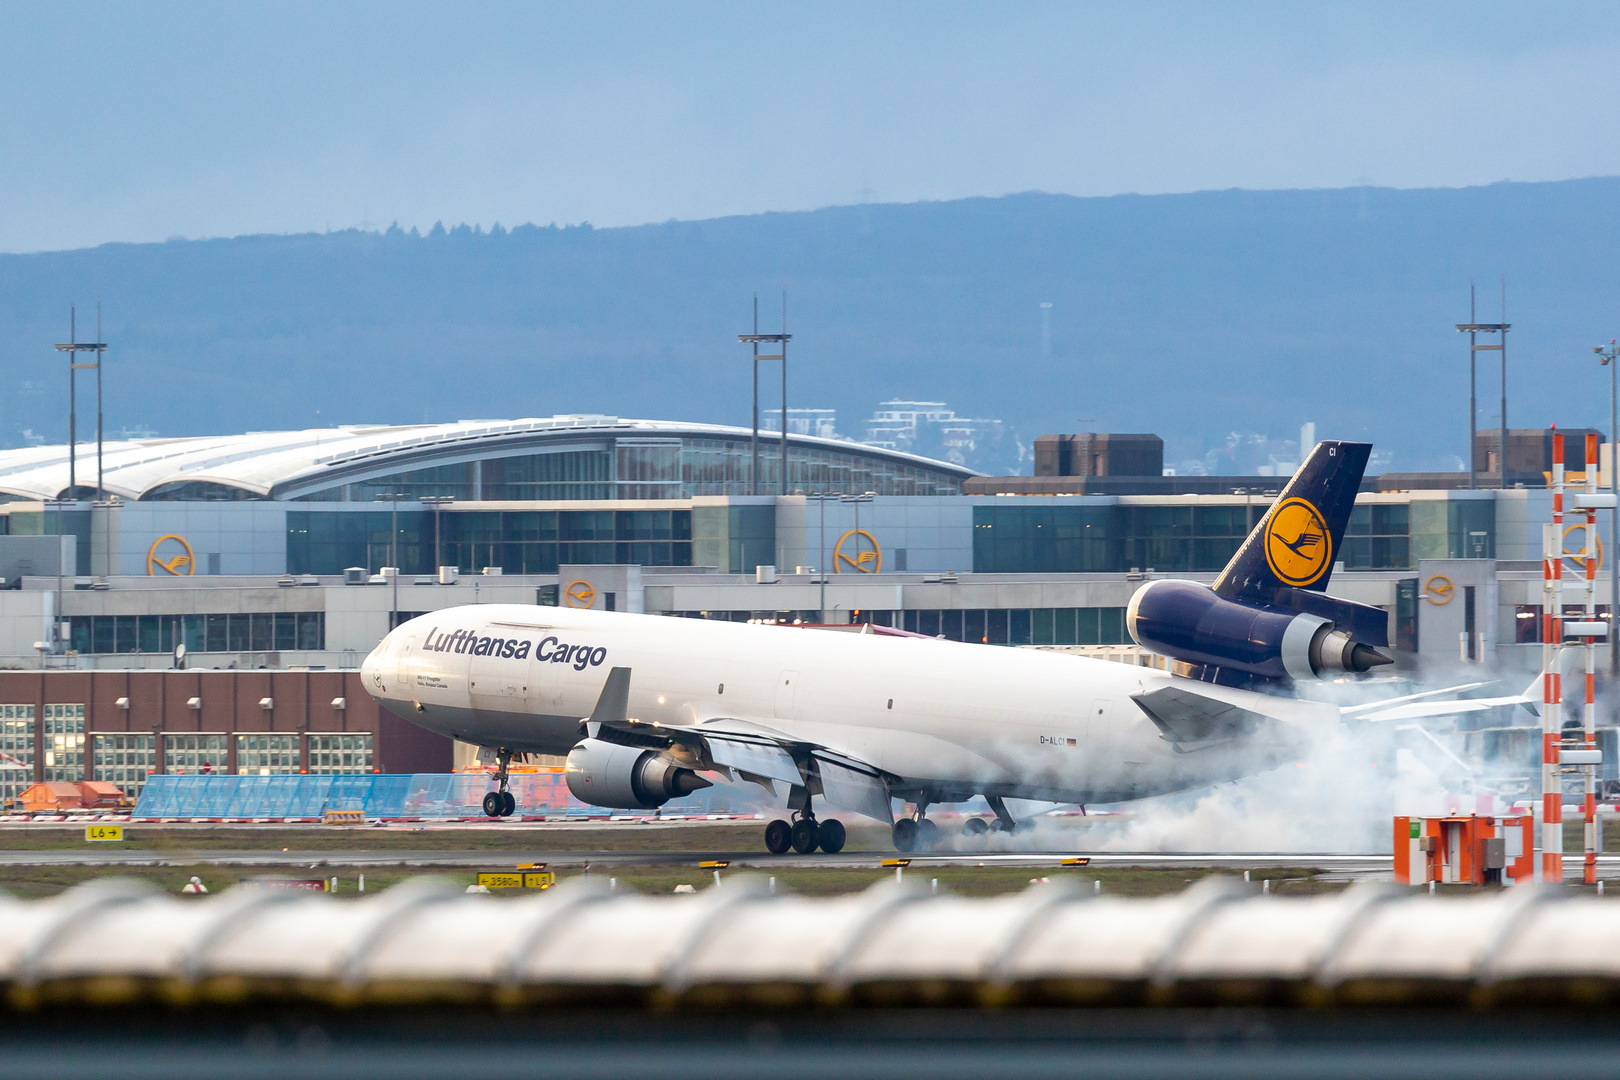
[1085,698,1114,744]
[469,640,528,717]
[775,670,799,720]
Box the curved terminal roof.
[0,416,976,502]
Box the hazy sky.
[3,1,1618,253]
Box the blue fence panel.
[326,774,374,813]
[132,775,180,818]
[287,775,334,819]
[129,772,778,821]
[364,774,412,818]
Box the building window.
[163,733,228,774]
[1514,604,1542,644]
[308,733,374,774]
[68,612,324,655]
[42,704,85,781]
[1342,504,1412,570]
[236,734,301,776]
[901,608,1127,645]
[0,705,36,805]
[94,734,157,797]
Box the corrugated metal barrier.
[5,877,1620,1010]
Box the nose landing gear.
[481,747,517,818]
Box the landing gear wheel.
[764,818,793,854]
[892,818,919,853]
[817,818,847,854]
[790,818,822,855]
[482,791,503,818]
[917,819,940,849]
[963,817,990,837]
[501,791,516,817]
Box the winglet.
[585,667,631,738]
[1520,672,1542,717]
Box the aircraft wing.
[585,668,893,822]
[1352,694,1537,723]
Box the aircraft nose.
[360,633,390,696]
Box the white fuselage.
[360,605,1335,806]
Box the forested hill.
[3,177,1618,474]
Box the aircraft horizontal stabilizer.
[1131,685,1279,751]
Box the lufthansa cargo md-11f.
[362,442,1398,854]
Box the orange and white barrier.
[1393,814,1533,886]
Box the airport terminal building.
[0,416,1607,797]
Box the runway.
[8,847,1617,876]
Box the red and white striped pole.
[1585,432,1600,885]
[1542,426,1565,883]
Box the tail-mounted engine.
[1127,578,1392,683]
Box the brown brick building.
[0,669,450,802]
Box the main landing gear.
[763,810,846,855]
[891,799,941,853]
[893,796,1022,851]
[481,747,517,818]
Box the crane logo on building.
[564,580,596,608]
[1262,497,1331,587]
[1425,575,1454,605]
[1562,524,1604,574]
[147,534,195,576]
[834,529,882,573]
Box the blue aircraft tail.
[1211,441,1371,603]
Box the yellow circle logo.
[834,529,882,573]
[1263,497,1331,587]
[564,580,596,608]
[1562,524,1604,573]
[147,534,195,576]
[1425,575,1454,604]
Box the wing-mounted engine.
[563,665,712,809]
[564,736,712,810]
[1126,439,1393,686]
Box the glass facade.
[1512,604,1610,644]
[975,499,1497,574]
[236,734,300,776]
[973,504,1256,574]
[288,509,695,575]
[661,607,1129,645]
[293,436,964,503]
[42,704,85,781]
[309,733,374,774]
[0,706,35,804]
[69,613,323,655]
[95,734,157,796]
[164,733,228,774]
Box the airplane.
[361,440,1471,854]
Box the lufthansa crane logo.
[147,534,195,576]
[1263,497,1331,587]
[564,580,596,608]
[834,529,882,573]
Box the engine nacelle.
[1127,578,1390,681]
[565,737,712,810]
